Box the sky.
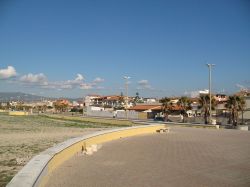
[0,0,250,98]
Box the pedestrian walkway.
[47,127,250,187]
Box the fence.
[86,107,147,120]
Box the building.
[128,104,162,119]
[214,94,227,102]
[143,98,157,103]
[242,96,250,121]
[84,95,101,107]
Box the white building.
[84,95,101,107]
[243,96,250,121]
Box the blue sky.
[0,0,249,98]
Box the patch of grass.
[40,114,133,127]
[0,112,128,187]
[0,159,17,167]
[41,115,134,127]
[0,170,15,187]
[0,112,133,128]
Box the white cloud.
[41,74,85,90]
[0,66,17,79]
[184,90,199,98]
[96,86,105,90]
[137,79,153,90]
[93,77,104,83]
[79,76,105,90]
[138,80,149,85]
[236,83,249,91]
[236,84,246,89]
[65,74,84,85]
[60,84,73,89]
[16,72,104,91]
[75,74,84,81]
[80,83,94,90]
[20,73,48,85]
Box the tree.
[42,104,47,113]
[226,95,246,126]
[22,105,32,112]
[133,92,143,104]
[160,97,171,121]
[178,96,192,122]
[199,95,209,124]
[238,96,246,125]
[199,94,216,124]
[134,92,140,103]
[54,102,68,113]
[226,96,237,125]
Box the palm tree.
[160,97,170,121]
[178,96,192,122]
[238,96,246,125]
[132,92,140,105]
[199,95,209,124]
[226,95,246,126]
[226,96,237,126]
[198,95,216,124]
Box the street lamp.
[206,64,215,124]
[123,76,131,119]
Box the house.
[54,99,71,106]
[128,104,162,119]
[84,95,101,107]
[214,94,227,102]
[143,98,157,103]
[101,95,121,108]
[72,101,80,107]
[86,94,134,109]
[242,96,250,121]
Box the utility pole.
[206,64,215,124]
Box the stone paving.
[46,127,250,187]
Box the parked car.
[154,117,164,121]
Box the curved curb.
[7,124,166,187]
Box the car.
[154,117,165,121]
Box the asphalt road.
[46,127,250,187]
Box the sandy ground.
[0,113,106,187]
[47,127,250,187]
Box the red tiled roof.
[169,105,184,111]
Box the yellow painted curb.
[9,111,29,116]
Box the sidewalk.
[46,127,250,187]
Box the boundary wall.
[7,124,166,187]
[9,111,29,116]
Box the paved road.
[47,127,250,187]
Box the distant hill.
[0,92,52,102]
[0,92,83,102]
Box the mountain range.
[0,92,84,102]
[0,92,53,102]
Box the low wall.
[116,110,139,119]
[9,111,29,116]
[86,107,142,119]
[7,124,166,187]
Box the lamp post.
[123,76,130,119]
[206,64,215,124]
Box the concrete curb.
[133,120,217,128]
[7,124,166,187]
